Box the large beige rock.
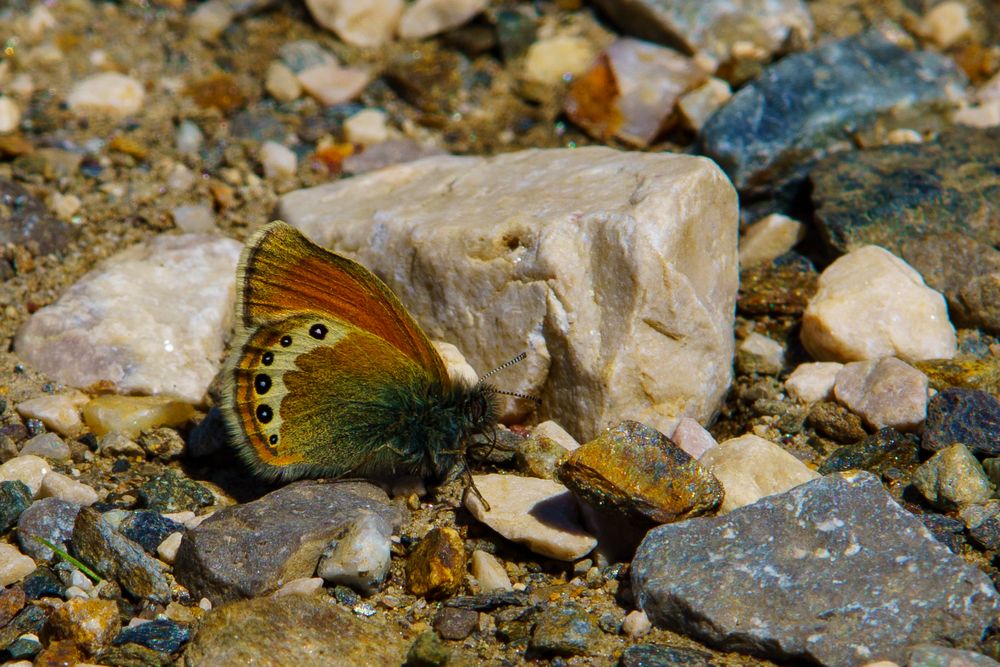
[277,147,738,440]
[801,245,956,363]
[699,434,820,513]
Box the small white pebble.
[0,543,36,586]
[622,609,652,638]
[187,512,214,529]
[49,192,82,221]
[919,1,970,48]
[886,128,923,144]
[199,597,213,611]
[273,577,325,597]
[0,97,21,134]
[166,163,197,192]
[65,585,90,599]
[471,550,513,593]
[260,141,297,179]
[266,61,302,103]
[785,362,843,403]
[344,109,390,146]
[163,510,196,525]
[171,204,216,234]
[156,532,184,565]
[39,471,99,506]
[0,455,52,496]
[67,72,145,116]
[190,0,235,41]
[9,73,35,99]
[176,120,204,155]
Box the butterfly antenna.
[478,352,541,405]
[478,352,527,381]
[491,388,541,405]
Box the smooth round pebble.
[344,109,389,145]
[622,610,652,638]
[470,549,512,593]
[0,543,36,586]
[785,362,843,403]
[0,456,52,496]
[38,472,98,506]
[67,72,145,116]
[272,577,325,597]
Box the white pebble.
[162,510,196,525]
[739,214,806,267]
[801,245,956,363]
[919,1,970,48]
[0,97,21,134]
[678,78,732,131]
[265,61,302,103]
[669,417,718,459]
[65,585,90,599]
[304,0,404,48]
[15,391,88,436]
[316,512,392,595]
[398,0,487,40]
[885,128,923,144]
[523,36,595,89]
[0,455,52,496]
[189,0,235,41]
[157,532,184,565]
[344,109,389,146]
[67,72,145,116]
[39,471,99,506]
[622,610,652,638]
[27,5,57,38]
[166,163,197,192]
[470,549,513,593]
[260,142,298,179]
[171,204,216,234]
[9,73,35,99]
[954,101,1000,129]
[176,120,204,155]
[784,362,843,403]
[737,332,785,375]
[531,420,580,452]
[297,63,371,107]
[0,543,36,586]
[49,192,82,221]
[272,577,324,597]
[199,597,213,611]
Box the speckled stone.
[0,480,32,532]
[112,619,190,654]
[806,401,866,444]
[21,567,64,599]
[737,253,818,316]
[137,470,214,513]
[700,26,966,195]
[529,604,602,657]
[619,644,719,667]
[406,630,451,667]
[557,421,723,525]
[119,511,186,555]
[916,357,1000,396]
[0,604,44,650]
[183,594,407,665]
[818,428,920,476]
[406,527,466,599]
[632,472,999,666]
[922,388,1000,456]
[46,598,121,655]
[813,127,1000,256]
[515,435,570,480]
[0,179,77,257]
[16,497,81,562]
[433,606,479,641]
[71,507,171,603]
[912,443,992,510]
[908,644,1000,667]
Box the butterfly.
[221,220,514,502]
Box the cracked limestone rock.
[277,147,738,440]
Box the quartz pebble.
[66,73,144,116]
[272,577,324,597]
[156,532,183,565]
[398,0,488,40]
[677,78,731,131]
[297,63,371,107]
[260,142,297,179]
[305,0,403,48]
[16,234,241,404]
[171,204,216,234]
[669,417,717,460]
[622,610,651,638]
[918,1,970,49]
[0,544,36,586]
[316,512,392,595]
[0,456,51,496]
[699,434,819,513]
[344,109,390,145]
[833,357,929,432]
[470,550,512,593]
[738,214,806,267]
[912,443,992,510]
[15,392,88,436]
[189,0,235,40]
[19,433,70,461]
[784,362,843,403]
[801,246,957,363]
[0,97,21,134]
[265,62,302,103]
[736,332,784,375]
[83,396,196,438]
[465,474,596,561]
[38,472,98,506]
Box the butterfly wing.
[235,220,448,383]
[224,313,436,480]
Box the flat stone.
[137,470,214,513]
[785,362,843,403]
[669,417,718,460]
[174,481,401,602]
[916,357,1000,397]
[698,434,819,513]
[0,179,77,256]
[619,644,720,667]
[801,246,956,363]
[557,421,722,524]
[465,474,596,561]
[739,214,807,267]
[699,26,966,195]
[923,388,1000,456]
[812,128,1000,256]
[529,604,602,658]
[112,618,190,654]
[632,472,1000,666]
[912,443,992,510]
[469,550,512,593]
[833,358,929,432]
[277,147,738,440]
[19,433,69,461]
[908,645,1000,667]
[589,0,813,64]
[15,234,241,404]
[515,434,570,480]
[72,507,172,603]
[183,594,406,665]
[818,428,920,476]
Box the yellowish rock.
[522,35,596,97]
[405,526,466,598]
[15,391,89,436]
[46,598,121,655]
[918,1,970,48]
[738,213,806,267]
[82,395,196,438]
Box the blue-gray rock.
[0,605,45,651]
[71,507,171,603]
[632,471,999,666]
[699,26,966,195]
[113,619,190,654]
[908,644,1000,667]
[16,497,82,561]
[0,480,32,533]
[19,433,70,460]
[618,644,720,667]
[21,567,65,600]
[923,388,1000,456]
[174,481,403,602]
[119,511,185,555]
[138,470,215,513]
[5,632,42,660]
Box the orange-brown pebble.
[405,526,466,598]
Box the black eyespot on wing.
[256,405,273,424]
[309,323,328,340]
[254,374,271,394]
[262,351,274,366]
[269,434,278,445]
[280,335,292,347]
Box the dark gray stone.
[71,507,172,603]
[699,26,966,195]
[119,511,185,555]
[0,179,77,256]
[138,470,214,513]
[113,619,190,654]
[908,644,1000,667]
[812,127,1000,256]
[0,480,32,533]
[173,481,402,602]
[618,644,720,666]
[433,606,479,641]
[922,388,1000,456]
[632,472,999,666]
[16,497,81,561]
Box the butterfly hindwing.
[235,221,448,386]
